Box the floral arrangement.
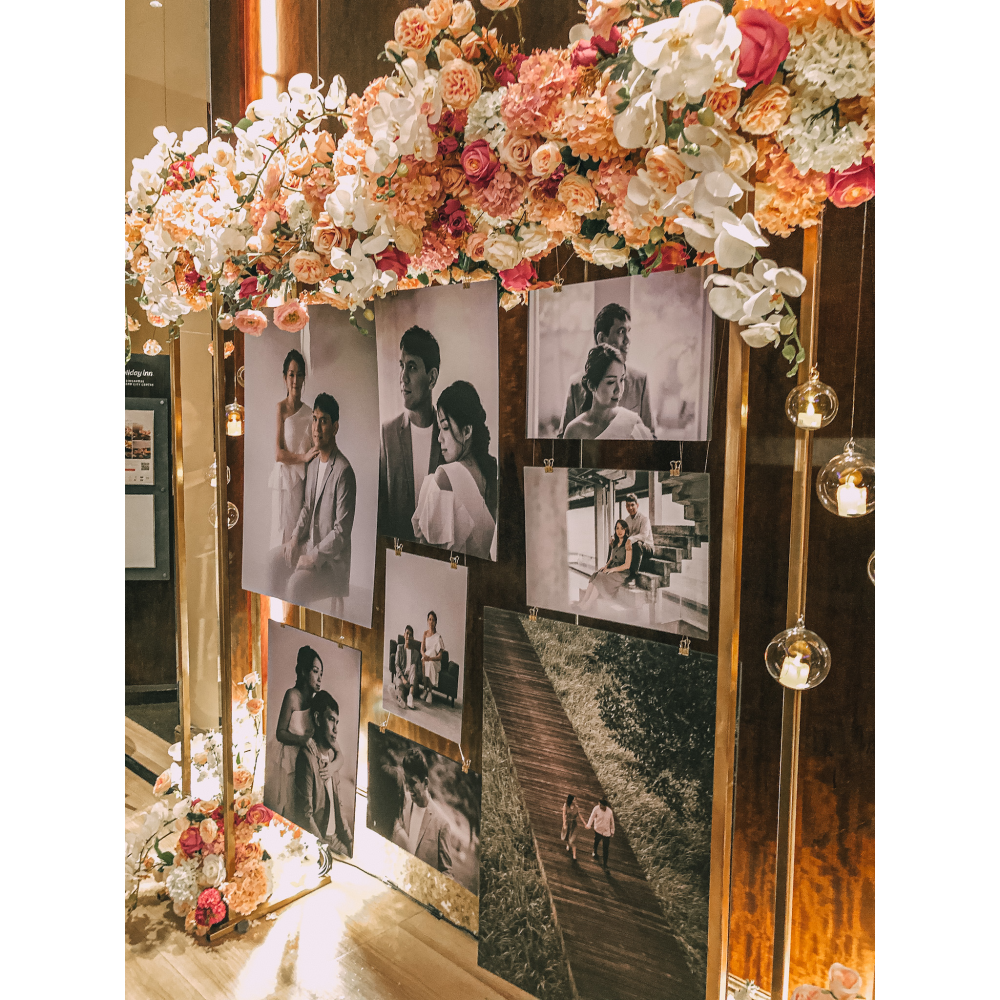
[125,0,873,373]
[791,962,866,1000]
[125,671,324,937]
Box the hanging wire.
[849,201,870,439]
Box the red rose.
[735,9,790,90]
[245,802,274,827]
[460,139,499,186]
[499,259,537,292]
[826,157,874,208]
[571,40,600,68]
[438,135,460,155]
[374,247,412,279]
[648,242,690,272]
[238,276,260,299]
[177,825,204,856]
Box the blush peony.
[644,145,687,193]
[440,58,481,111]
[735,8,790,90]
[234,310,268,336]
[289,251,327,284]
[273,300,310,332]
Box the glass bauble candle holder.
[816,438,874,517]
[765,621,832,690]
[867,551,875,584]
[209,501,239,529]
[225,402,245,437]
[208,460,231,489]
[785,366,838,430]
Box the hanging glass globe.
[765,620,832,690]
[785,366,839,430]
[816,438,874,517]
[225,401,245,437]
[208,459,231,488]
[208,501,239,529]
[867,551,875,584]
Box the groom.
[272,392,356,615]
[378,326,444,542]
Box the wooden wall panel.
[207,3,876,989]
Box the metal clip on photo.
[393,538,403,556]
[459,746,471,774]
[670,459,683,477]
[379,714,389,734]
[679,638,691,656]
[450,552,460,569]
[543,458,555,472]
[528,607,539,622]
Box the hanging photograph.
[478,608,717,1000]
[262,623,362,857]
[527,268,714,441]
[366,723,481,894]
[242,306,380,628]
[381,551,468,745]
[374,282,499,561]
[524,466,709,640]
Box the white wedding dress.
[268,404,313,548]
[412,462,496,561]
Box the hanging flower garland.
[124,0,873,374]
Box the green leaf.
[781,343,795,361]
[153,838,175,867]
[786,366,799,377]
[794,348,805,364]
[669,0,683,15]
[236,118,254,132]
[417,273,429,285]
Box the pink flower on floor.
[177,825,204,856]
[245,803,274,827]
[499,259,536,292]
[194,887,227,928]
[272,300,310,333]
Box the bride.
[268,349,318,548]
[562,344,653,441]
[412,380,498,561]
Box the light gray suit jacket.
[292,449,355,596]
[392,798,453,876]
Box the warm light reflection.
[261,75,278,102]
[260,0,278,74]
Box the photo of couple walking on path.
[478,608,719,1000]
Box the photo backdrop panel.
[374,282,500,562]
[479,607,718,1000]
[242,309,380,628]
[381,551,468,744]
[263,623,362,858]
[524,466,710,639]
[527,267,714,441]
[366,723,481,895]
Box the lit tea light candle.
[837,475,867,516]
[797,401,822,429]
[779,653,810,688]
[225,402,245,437]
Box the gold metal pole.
[707,321,749,1000]
[771,218,824,1000]
[170,336,192,798]
[211,293,237,879]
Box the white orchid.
[286,73,326,122]
[612,88,664,150]
[705,259,807,349]
[178,127,208,155]
[369,58,442,160]
[632,1,742,108]
[325,74,347,112]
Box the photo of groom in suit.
[269,392,356,617]
[392,748,454,878]
[378,326,444,542]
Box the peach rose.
[530,141,564,178]
[246,697,264,715]
[839,0,874,40]
[481,0,519,9]
[153,770,173,796]
[143,339,162,356]
[440,165,468,196]
[706,85,741,120]
[394,225,422,256]
[234,309,268,336]
[312,131,337,164]
[499,132,540,177]
[465,232,487,261]
[424,0,452,30]
[286,151,314,176]
[199,818,218,843]
[827,964,864,1000]
[148,313,169,328]
[233,767,254,791]
[644,145,687,193]
[395,7,434,57]
[437,38,462,63]
[449,0,475,35]
[311,214,350,255]
[440,58,481,111]
[197,799,219,815]
[289,251,327,284]
[736,81,791,135]
[235,794,253,813]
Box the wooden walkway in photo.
[483,609,699,1000]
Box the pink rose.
[499,259,536,292]
[440,58,481,111]
[531,141,564,179]
[374,247,411,279]
[153,770,173,796]
[438,135,460,155]
[499,132,539,177]
[827,964,864,1000]
[437,197,472,236]
[827,158,874,208]
[177,825,205,856]
[245,802,274,827]
[461,139,499,186]
[233,309,268,336]
[194,887,227,927]
[494,64,517,85]
[465,232,487,261]
[272,300,309,332]
[246,697,264,715]
[289,250,326,285]
[735,9,790,90]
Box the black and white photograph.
[524,467,709,639]
[242,307,380,628]
[527,268,714,441]
[381,551,468,745]
[262,623,362,857]
[375,282,499,562]
[479,609,718,1000]
[366,724,481,895]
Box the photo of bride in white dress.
[263,623,362,854]
[561,345,654,442]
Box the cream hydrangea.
[778,83,869,173]
[465,87,507,148]
[784,18,873,101]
